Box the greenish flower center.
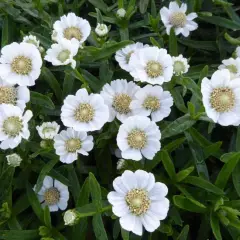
[64,27,82,40]
[226,64,238,74]
[65,138,82,153]
[3,116,23,137]
[57,50,71,62]
[173,61,185,74]
[143,96,160,111]
[146,61,163,78]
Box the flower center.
[127,129,147,149]
[0,87,17,105]
[65,138,81,153]
[226,64,238,74]
[170,12,187,28]
[26,39,38,46]
[57,50,71,62]
[74,103,95,123]
[42,127,56,134]
[125,189,150,216]
[11,56,32,75]
[126,51,134,63]
[173,61,185,74]
[113,93,132,114]
[44,187,60,205]
[143,96,160,111]
[64,27,82,40]
[3,116,23,137]
[210,87,235,113]
[146,61,163,78]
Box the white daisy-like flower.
[201,69,240,126]
[117,116,161,161]
[44,38,79,69]
[0,77,30,110]
[0,104,32,149]
[0,42,42,86]
[115,43,148,72]
[22,35,40,48]
[129,46,173,85]
[107,170,169,236]
[36,122,60,140]
[53,12,91,46]
[160,1,198,37]
[100,79,140,123]
[117,159,126,170]
[54,128,94,164]
[34,176,69,212]
[116,8,126,18]
[6,153,22,167]
[61,88,109,132]
[218,57,240,79]
[172,54,189,76]
[130,85,173,122]
[51,30,58,42]
[64,209,79,226]
[95,23,109,37]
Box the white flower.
[0,42,42,86]
[218,57,240,79]
[201,69,240,126]
[52,30,58,42]
[100,79,140,123]
[172,54,189,75]
[64,209,79,226]
[34,176,69,212]
[160,1,198,37]
[22,35,40,48]
[130,85,173,122]
[107,170,169,236]
[236,47,240,58]
[53,12,91,46]
[44,38,79,69]
[115,43,148,72]
[36,122,60,140]
[117,116,161,161]
[129,46,173,85]
[54,128,94,164]
[0,104,32,149]
[0,77,30,110]
[117,8,126,18]
[6,153,22,167]
[117,159,126,170]
[61,88,109,132]
[95,23,109,37]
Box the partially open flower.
[36,122,60,140]
[23,35,40,48]
[172,54,189,75]
[95,23,109,37]
[64,209,79,226]
[6,153,22,167]
[117,8,126,18]
[218,57,240,79]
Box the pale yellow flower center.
[146,61,163,78]
[143,96,160,111]
[65,138,81,153]
[210,87,235,112]
[44,187,60,205]
[173,61,185,74]
[170,12,187,28]
[226,64,238,74]
[3,116,23,137]
[125,189,151,216]
[42,127,55,134]
[57,50,71,62]
[74,103,95,123]
[11,56,32,75]
[113,93,132,114]
[64,27,82,40]
[127,129,147,149]
[0,87,17,105]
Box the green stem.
[73,68,90,91]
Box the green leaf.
[96,8,103,23]
[173,195,207,213]
[178,38,218,51]
[232,161,240,197]
[43,206,51,228]
[177,225,189,240]
[150,37,161,48]
[1,16,13,47]
[89,172,102,210]
[161,114,196,139]
[41,67,62,102]
[34,158,58,193]
[169,28,178,56]
[88,0,108,13]
[63,73,75,98]
[160,150,176,180]
[224,32,240,46]
[198,15,240,30]
[92,214,108,240]
[118,0,124,8]
[215,152,240,189]
[183,176,225,195]
[236,126,240,151]
[26,182,44,223]
[199,65,208,85]
[75,203,98,218]
[163,137,186,152]
[210,212,222,240]
[170,87,188,113]
[176,166,194,183]
[121,228,129,240]
[68,166,81,204]
[77,177,90,207]
[139,0,150,14]
[30,91,55,109]
[0,230,39,240]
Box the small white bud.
[95,23,109,37]
[116,8,126,18]
[117,159,126,170]
[63,209,79,226]
[6,154,22,167]
[23,35,40,48]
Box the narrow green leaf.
[163,137,186,152]
[118,0,124,8]
[121,228,129,240]
[176,166,194,183]
[92,214,108,240]
[210,212,222,240]
[215,152,240,189]
[88,0,108,13]
[30,91,55,109]
[169,28,178,56]
[96,8,103,23]
[178,38,218,51]
[224,33,240,46]
[89,172,102,210]
[77,177,90,207]
[199,65,208,85]
[0,230,39,240]
[150,37,161,48]
[1,16,12,47]
[232,161,240,197]
[43,206,51,228]
[63,73,75,98]
[177,225,189,240]
[236,126,240,151]
[68,166,81,204]
[173,195,207,213]
[139,0,150,14]
[170,87,188,113]
[160,150,176,180]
